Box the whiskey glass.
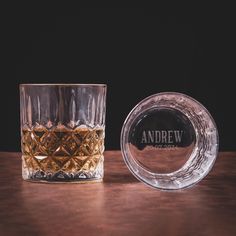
[121,92,219,190]
[20,84,107,183]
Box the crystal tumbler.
[20,84,107,183]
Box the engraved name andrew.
[141,130,184,144]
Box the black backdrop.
[1,8,235,151]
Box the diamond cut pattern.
[21,126,104,181]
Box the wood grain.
[0,151,236,236]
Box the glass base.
[22,154,104,183]
[23,178,103,184]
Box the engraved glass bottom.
[21,125,104,182]
[121,92,219,190]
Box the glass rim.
[19,83,107,87]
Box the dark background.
[1,8,235,151]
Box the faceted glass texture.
[121,92,219,190]
[20,84,106,182]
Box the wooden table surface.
[0,151,236,236]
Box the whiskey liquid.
[21,125,104,182]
